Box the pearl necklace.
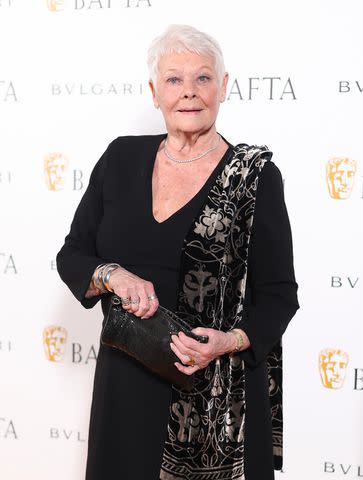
[164,134,221,164]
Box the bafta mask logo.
[326,157,357,199]
[43,325,67,362]
[44,153,69,191]
[319,348,349,389]
[46,0,64,11]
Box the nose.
[181,79,197,99]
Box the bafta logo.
[44,153,69,191]
[319,348,349,389]
[46,0,64,11]
[43,325,67,362]
[326,157,357,199]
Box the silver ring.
[120,297,131,306]
[147,294,157,301]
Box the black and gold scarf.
[159,144,282,480]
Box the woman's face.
[150,51,228,135]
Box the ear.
[149,80,159,109]
[219,72,229,103]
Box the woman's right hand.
[108,266,159,319]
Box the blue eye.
[198,75,210,82]
[167,77,180,84]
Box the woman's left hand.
[170,327,248,375]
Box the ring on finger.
[120,296,131,306]
[186,356,196,367]
[147,294,157,301]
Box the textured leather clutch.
[101,294,209,391]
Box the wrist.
[102,263,121,292]
[104,264,120,292]
[92,263,120,293]
[227,329,244,353]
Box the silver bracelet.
[93,263,107,289]
[94,264,108,289]
[101,263,121,292]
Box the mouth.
[177,108,203,113]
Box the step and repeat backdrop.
[0,0,362,479]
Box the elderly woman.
[57,25,299,480]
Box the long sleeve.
[56,144,110,309]
[238,161,299,367]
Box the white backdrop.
[0,1,362,479]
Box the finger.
[114,287,131,309]
[127,287,140,313]
[174,361,199,375]
[170,342,196,365]
[141,295,159,319]
[143,281,159,318]
[146,292,158,303]
[191,327,210,336]
[137,283,158,318]
[146,288,159,313]
[171,334,197,356]
[144,281,157,302]
[115,287,129,299]
[176,331,206,352]
[133,289,150,318]
[174,333,215,366]
[142,286,159,317]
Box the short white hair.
[147,24,226,85]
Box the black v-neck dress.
[57,134,299,480]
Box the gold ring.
[186,357,196,367]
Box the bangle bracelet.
[101,263,121,292]
[95,264,108,289]
[228,329,244,352]
[103,267,117,292]
[93,263,120,292]
[101,264,120,285]
[93,263,106,289]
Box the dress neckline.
[148,134,233,225]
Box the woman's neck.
[164,127,219,157]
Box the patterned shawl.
[159,143,282,480]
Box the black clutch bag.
[101,294,209,391]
